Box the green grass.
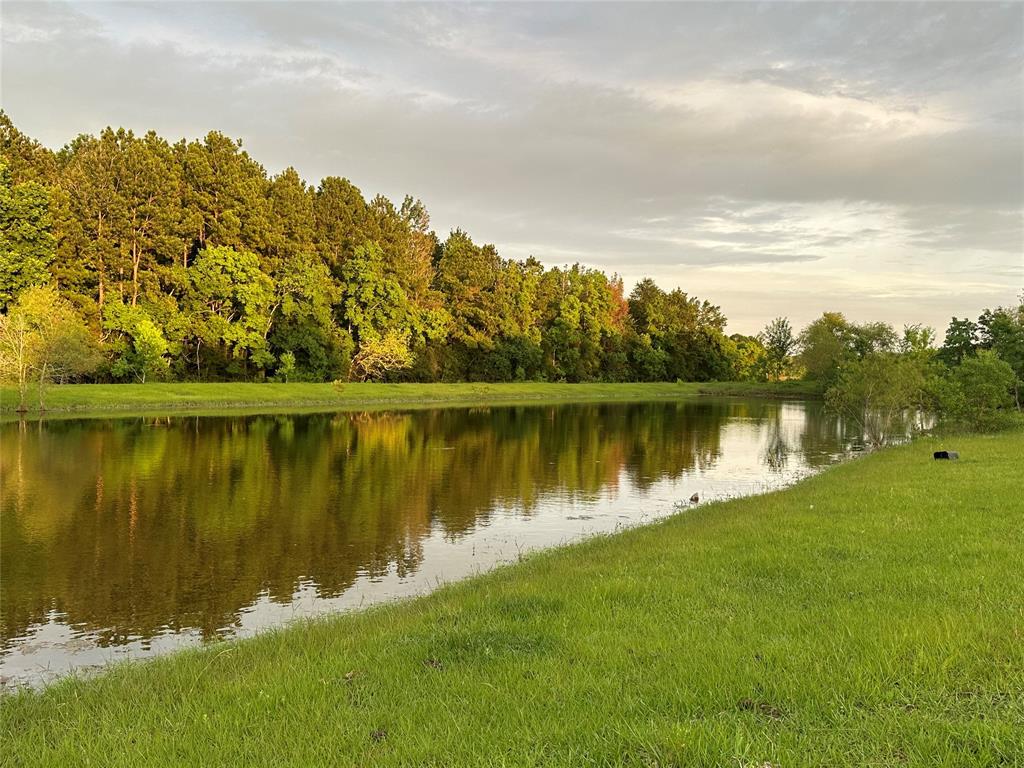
[3,430,1021,766]
[0,380,821,416]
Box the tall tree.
[116,131,184,306]
[313,176,374,274]
[54,130,124,310]
[434,229,502,354]
[798,312,854,384]
[267,167,316,266]
[0,111,58,184]
[268,253,349,381]
[628,279,728,381]
[0,162,56,310]
[178,132,271,260]
[939,317,979,366]
[184,246,276,378]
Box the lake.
[0,398,860,687]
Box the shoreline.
[0,380,822,418]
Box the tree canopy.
[0,114,746,386]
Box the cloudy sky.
[2,1,1022,334]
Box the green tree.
[434,230,502,351]
[313,176,374,274]
[728,334,769,382]
[0,111,57,184]
[276,351,296,383]
[630,332,669,381]
[825,353,930,447]
[397,195,438,302]
[976,300,1024,406]
[117,131,184,306]
[899,324,936,356]
[627,279,728,382]
[267,167,316,267]
[758,318,796,381]
[799,312,854,385]
[185,246,276,378]
[542,266,624,381]
[849,321,898,358]
[53,130,123,310]
[339,242,414,344]
[941,350,1019,429]
[268,253,349,381]
[103,301,170,383]
[54,129,183,315]
[0,162,55,309]
[493,257,546,380]
[178,132,271,259]
[0,286,100,409]
[0,306,32,409]
[938,317,979,366]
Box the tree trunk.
[16,369,27,412]
[131,240,140,307]
[36,363,49,412]
[97,211,106,308]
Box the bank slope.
[2,431,1022,767]
[0,380,821,416]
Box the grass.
[2,430,1021,766]
[0,380,821,416]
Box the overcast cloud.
[2,1,1021,333]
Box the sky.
[2,1,1022,335]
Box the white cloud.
[1,0,1020,334]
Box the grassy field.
[2,430,1021,766]
[0,380,821,415]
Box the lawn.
[0,380,821,416]
[2,430,1021,767]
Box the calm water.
[1,399,860,687]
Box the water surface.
[1,399,860,686]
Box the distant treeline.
[0,112,1021,399]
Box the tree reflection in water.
[1,399,857,681]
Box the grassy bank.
[3,430,1021,766]
[0,380,820,415]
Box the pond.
[0,398,861,687]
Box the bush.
[939,350,1021,431]
[825,353,933,447]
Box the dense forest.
[0,112,1021,406]
[0,113,743,385]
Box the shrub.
[825,353,933,447]
[940,350,1021,431]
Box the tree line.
[0,113,747,391]
[1,111,1021,427]
[771,306,1024,438]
